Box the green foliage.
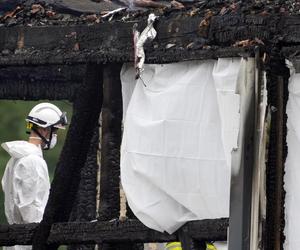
[0,100,73,226]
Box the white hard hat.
[25,103,67,129]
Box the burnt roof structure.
[0,0,297,249]
[1,0,300,65]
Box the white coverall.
[1,141,50,250]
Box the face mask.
[49,134,57,149]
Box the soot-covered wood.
[98,63,125,250]
[264,48,289,250]
[123,211,144,250]
[2,11,297,65]
[0,65,84,100]
[0,223,37,246]
[98,63,143,250]
[49,218,228,244]
[98,63,122,222]
[32,63,103,250]
[0,12,300,66]
[68,125,100,250]
[0,218,228,246]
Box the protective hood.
[1,141,43,159]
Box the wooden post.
[68,125,100,250]
[0,65,84,101]
[98,63,122,250]
[98,63,123,221]
[264,51,289,250]
[32,63,103,250]
[98,64,146,250]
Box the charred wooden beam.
[98,63,123,250]
[0,48,250,93]
[49,218,228,244]
[68,125,100,250]
[125,182,144,248]
[3,12,299,65]
[0,65,84,100]
[264,48,289,250]
[0,223,37,246]
[98,63,122,221]
[32,63,103,250]
[0,219,228,246]
[0,46,253,66]
[125,205,144,250]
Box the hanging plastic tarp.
[284,62,300,250]
[213,59,241,168]
[121,59,241,234]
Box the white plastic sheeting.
[284,62,300,250]
[121,59,241,234]
[213,59,241,168]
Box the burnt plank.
[0,47,252,99]
[264,49,289,250]
[68,125,100,250]
[209,14,275,45]
[0,46,253,65]
[98,63,143,250]
[98,63,123,250]
[48,219,228,244]
[0,223,37,246]
[0,65,84,100]
[2,13,300,65]
[0,219,228,246]
[98,63,123,221]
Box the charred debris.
[1,0,300,27]
[1,0,300,65]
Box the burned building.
[0,0,299,249]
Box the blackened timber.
[125,187,144,249]
[0,46,253,66]
[98,63,143,250]
[0,219,228,246]
[3,13,300,65]
[125,203,144,250]
[0,65,84,100]
[32,63,103,250]
[98,64,124,250]
[0,223,37,246]
[70,126,99,222]
[68,125,100,250]
[264,51,289,250]
[48,219,228,244]
[98,63,122,221]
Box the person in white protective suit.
[1,103,68,250]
